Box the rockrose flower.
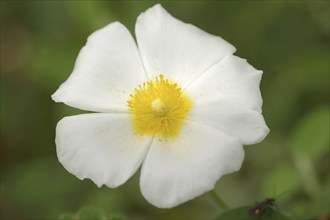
[52,4,269,208]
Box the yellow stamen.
[128,74,193,138]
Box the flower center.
[128,74,193,138]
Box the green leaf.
[215,206,293,220]
[256,208,292,220]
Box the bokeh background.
[1,1,329,219]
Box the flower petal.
[52,22,146,112]
[186,55,263,113]
[139,121,244,208]
[189,101,269,145]
[56,113,152,188]
[135,4,236,88]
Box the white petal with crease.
[140,121,244,208]
[186,55,263,113]
[135,4,236,88]
[189,101,269,145]
[52,22,146,112]
[56,113,151,188]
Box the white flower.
[52,4,269,208]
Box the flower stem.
[210,190,229,210]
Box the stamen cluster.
[128,75,193,137]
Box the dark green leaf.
[216,206,293,220]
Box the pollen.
[128,74,193,138]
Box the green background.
[1,1,329,219]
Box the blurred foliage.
[0,1,329,220]
[58,206,126,220]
